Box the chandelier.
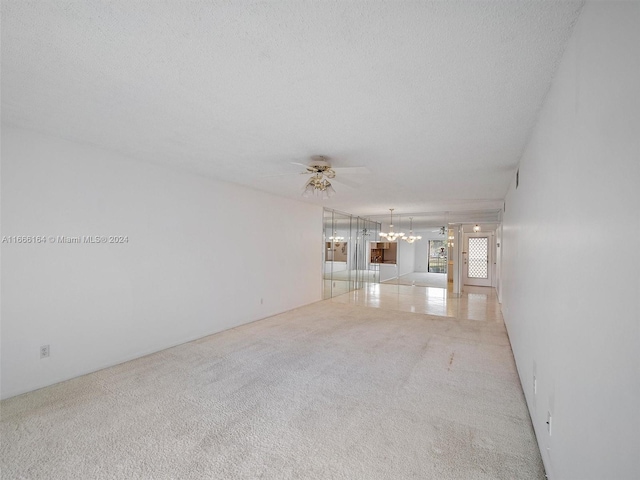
[402,217,422,243]
[328,232,344,242]
[379,209,404,242]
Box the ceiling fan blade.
[331,176,362,189]
[332,166,371,175]
[291,162,319,173]
[261,171,312,178]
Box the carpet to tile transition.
[0,301,544,479]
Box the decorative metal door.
[463,233,492,287]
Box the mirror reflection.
[323,209,380,299]
[366,212,451,289]
[328,209,501,299]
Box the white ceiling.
[1,1,583,217]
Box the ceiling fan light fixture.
[302,173,335,199]
[326,181,336,197]
[295,155,369,198]
[300,159,338,199]
[302,180,315,197]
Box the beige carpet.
[1,302,544,479]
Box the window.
[428,240,447,273]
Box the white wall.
[501,3,640,479]
[1,127,323,399]
[378,263,398,283]
[495,223,503,302]
[396,240,415,277]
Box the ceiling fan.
[291,155,368,177]
[284,155,370,197]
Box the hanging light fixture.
[379,209,404,242]
[402,217,422,243]
[328,231,344,242]
[297,157,348,199]
[473,224,481,232]
[302,173,336,199]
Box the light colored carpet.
[1,302,544,479]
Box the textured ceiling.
[1,0,582,216]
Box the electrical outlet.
[40,345,50,359]
[546,411,552,435]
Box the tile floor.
[381,271,448,288]
[329,282,503,322]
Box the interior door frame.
[463,232,493,287]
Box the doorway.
[463,233,492,287]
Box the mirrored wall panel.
[360,210,501,296]
[366,211,452,290]
[323,209,380,299]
